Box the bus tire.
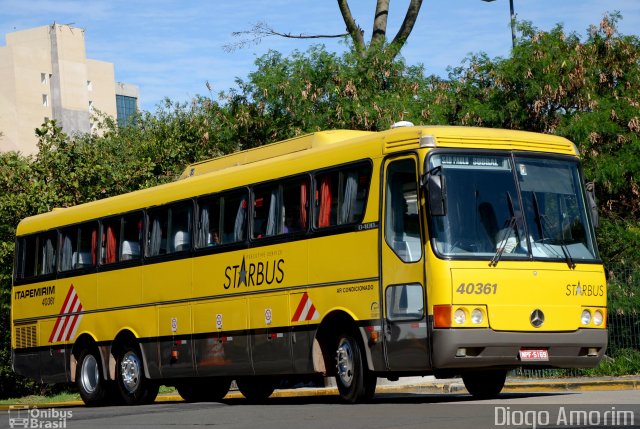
[176,378,231,402]
[115,344,159,405]
[334,333,376,403]
[462,369,507,399]
[236,377,275,403]
[76,349,108,406]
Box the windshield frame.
[424,149,601,264]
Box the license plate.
[519,348,549,361]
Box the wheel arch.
[312,309,373,375]
[109,329,151,380]
[70,332,103,382]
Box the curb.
[2,377,638,409]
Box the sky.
[1,0,639,112]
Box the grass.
[0,391,80,406]
[0,385,176,406]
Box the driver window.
[385,158,422,263]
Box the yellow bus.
[11,125,607,405]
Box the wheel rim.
[336,338,355,388]
[120,351,142,393]
[81,354,99,394]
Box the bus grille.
[14,324,37,349]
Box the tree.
[225,0,423,59]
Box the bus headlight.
[581,310,591,325]
[471,308,483,324]
[454,309,466,325]
[593,310,604,326]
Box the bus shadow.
[221,391,567,406]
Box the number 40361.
[456,283,498,295]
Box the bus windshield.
[428,153,599,262]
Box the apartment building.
[0,24,139,155]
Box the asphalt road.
[3,390,640,429]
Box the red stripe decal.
[291,292,309,322]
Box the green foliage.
[582,349,640,376]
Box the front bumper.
[432,328,607,370]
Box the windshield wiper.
[532,192,576,269]
[489,215,517,267]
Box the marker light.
[581,310,592,326]
[471,308,484,324]
[454,309,466,325]
[593,310,604,326]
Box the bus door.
[381,156,430,371]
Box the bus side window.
[170,203,193,252]
[18,235,38,279]
[282,177,309,234]
[314,163,371,229]
[121,213,142,260]
[37,231,57,275]
[60,223,97,271]
[197,196,221,248]
[252,184,280,239]
[224,191,247,244]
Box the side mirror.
[426,173,446,216]
[585,181,599,228]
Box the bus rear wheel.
[76,349,109,406]
[115,344,159,405]
[334,333,376,403]
[176,378,231,402]
[462,369,507,399]
[236,377,275,403]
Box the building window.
[41,73,47,85]
[87,80,92,91]
[42,94,49,107]
[116,95,137,127]
[89,100,94,111]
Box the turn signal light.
[434,305,452,328]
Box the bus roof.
[16,126,577,236]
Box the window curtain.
[91,229,97,265]
[300,181,308,230]
[318,176,332,227]
[199,205,210,247]
[41,238,55,274]
[234,198,247,242]
[265,187,279,236]
[339,171,358,225]
[106,225,117,263]
[60,235,73,271]
[149,217,162,256]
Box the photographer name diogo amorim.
[495,406,635,428]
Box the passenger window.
[253,177,309,239]
[385,159,422,263]
[197,190,248,247]
[17,232,58,278]
[385,284,424,321]
[253,184,279,238]
[147,202,193,256]
[121,214,143,260]
[314,163,371,228]
[60,223,97,271]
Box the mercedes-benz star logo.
[530,309,545,328]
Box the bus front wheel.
[462,369,507,399]
[334,333,376,403]
[76,349,108,406]
[115,344,159,405]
